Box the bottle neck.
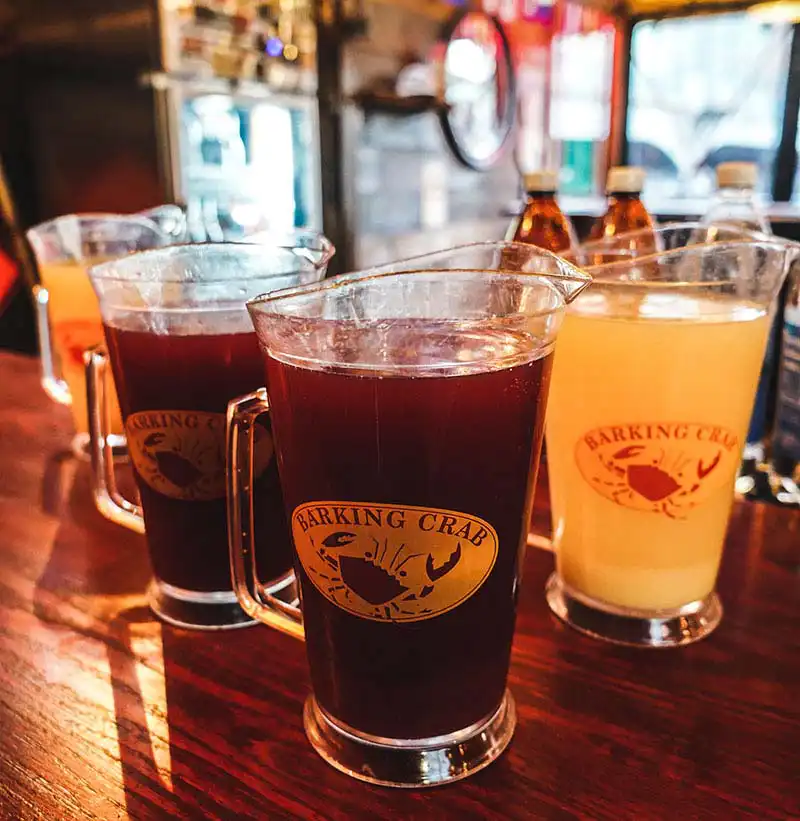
[527,190,557,200]
[716,185,756,201]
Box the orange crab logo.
[127,410,273,501]
[574,422,740,518]
[292,502,499,622]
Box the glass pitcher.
[542,238,797,648]
[226,242,590,787]
[571,221,772,266]
[27,213,171,459]
[558,222,781,505]
[86,238,333,630]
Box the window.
[627,14,792,201]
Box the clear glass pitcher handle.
[33,284,71,405]
[528,500,553,552]
[227,390,304,641]
[138,204,187,243]
[527,533,553,551]
[85,347,145,534]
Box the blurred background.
[2,0,800,351]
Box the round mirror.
[438,9,516,171]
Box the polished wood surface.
[1,351,799,820]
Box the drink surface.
[105,321,291,592]
[546,292,770,611]
[510,193,575,253]
[39,260,123,436]
[265,327,552,738]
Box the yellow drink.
[38,260,124,438]
[546,291,770,612]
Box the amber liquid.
[266,331,553,739]
[105,324,292,592]
[510,191,575,253]
[588,193,655,244]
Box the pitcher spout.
[246,241,591,376]
[353,241,591,304]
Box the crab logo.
[126,410,273,501]
[574,422,741,518]
[292,502,499,622]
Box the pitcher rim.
[232,229,336,268]
[247,241,591,312]
[582,238,797,285]
[578,221,774,251]
[88,239,334,284]
[26,212,167,240]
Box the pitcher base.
[546,572,722,648]
[303,690,516,788]
[148,580,255,630]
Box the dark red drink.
[265,329,552,739]
[105,324,292,593]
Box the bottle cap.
[524,170,559,193]
[716,162,758,189]
[606,166,645,194]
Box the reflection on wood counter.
[0,352,798,819]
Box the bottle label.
[574,421,741,518]
[291,501,499,623]
[772,307,800,468]
[746,313,780,444]
[126,410,273,501]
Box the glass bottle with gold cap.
[589,166,655,241]
[702,161,771,235]
[508,169,576,254]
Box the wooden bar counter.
[1,352,798,820]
